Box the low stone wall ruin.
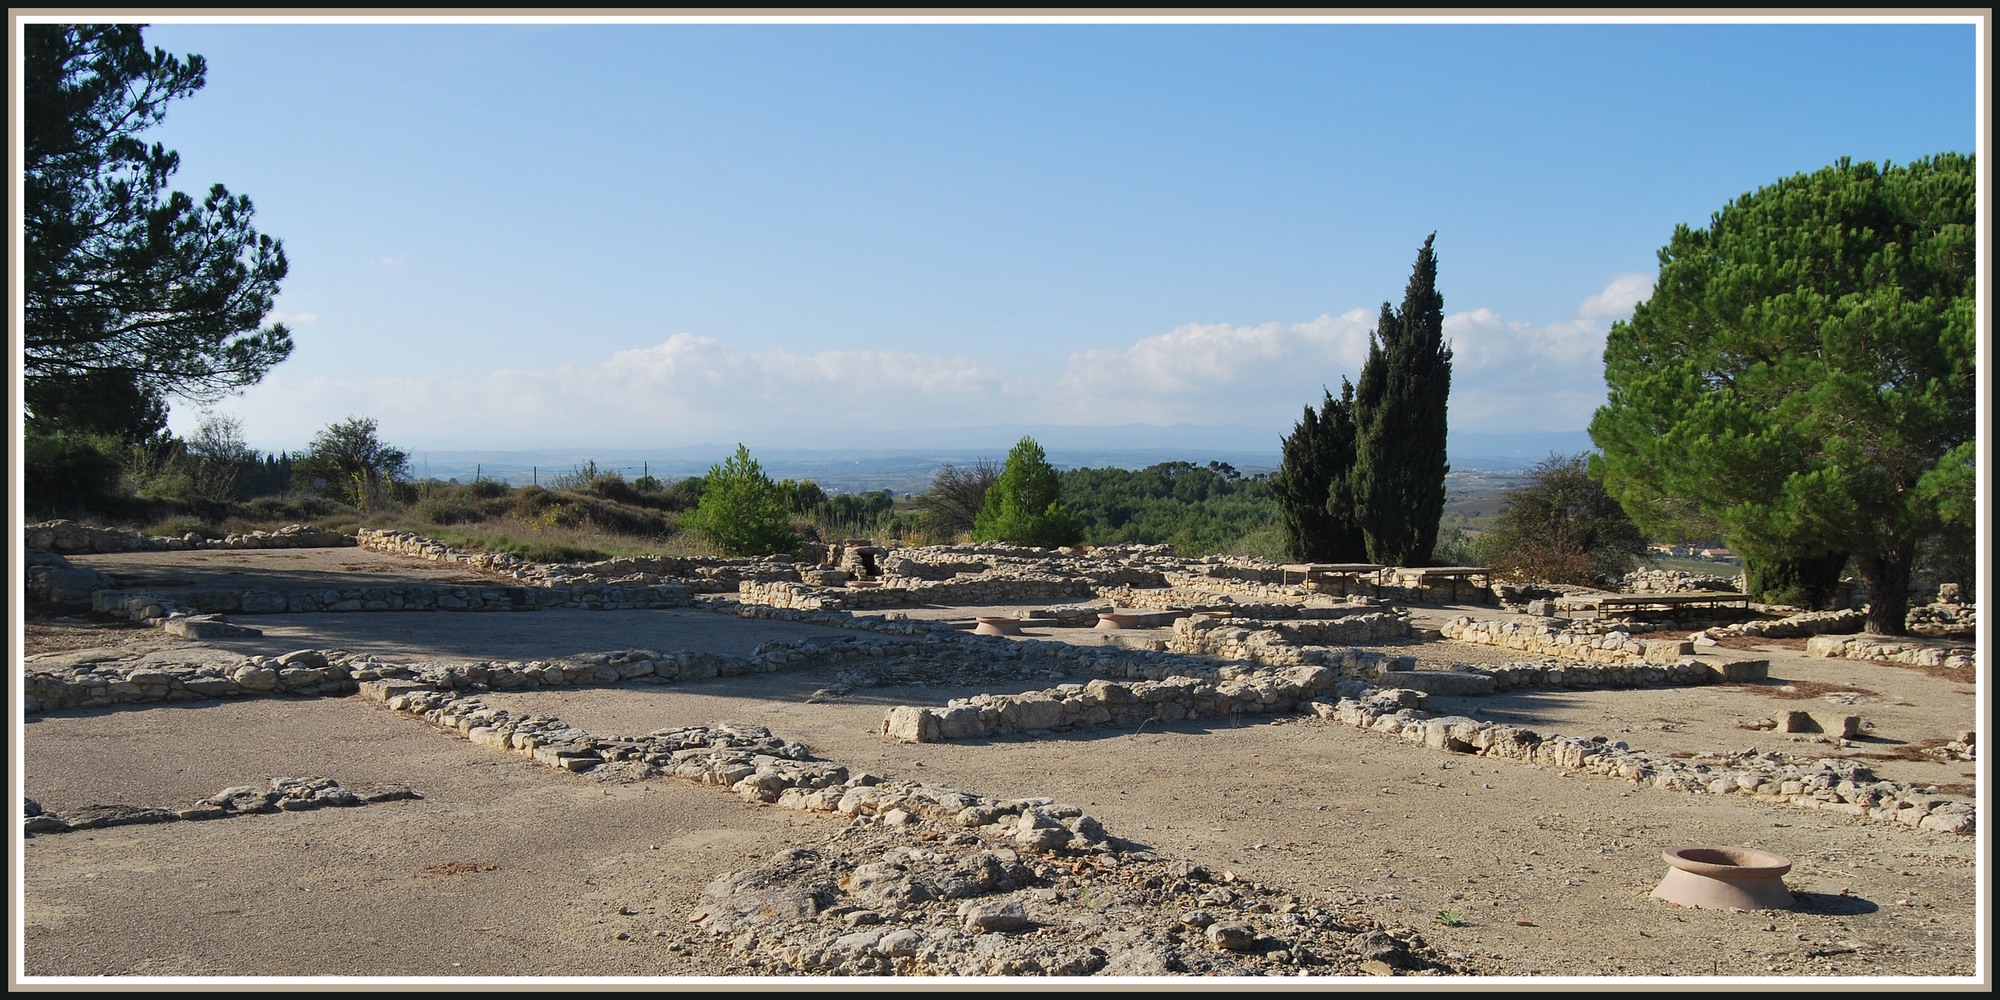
[26,519,352,554]
[739,576,1097,612]
[1703,607,1867,639]
[89,578,697,623]
[1440,617,1662,664]
[1164,611,1413,665]
[1806,634,1975,670]
[1305,690,1974,835]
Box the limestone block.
[882,706,941,743]
[1698,655,1768,683]
[1643,638,1695,663]
[163,615,263,639]
[1776,711,1821,733]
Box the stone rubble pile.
[1620,569,1740,594]
[1921,731,1977,763]
[1165,611,1413,665]
[1464,655,1753,690]
[1906,599,1977,637]
[1304,691,1976,835]
[692,825,1452,977]
[355,528,794,592]
[881,666,1380,743]
[1696,608,1867,640]
[26,519,352,554]
[24,648,365,713]
[1805,634,1975,670]
[22,777,420,836]
[354,680,1457,977]
[739,576,1096,612]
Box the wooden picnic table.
[1557,592,1751,619]
[1395,566,1492,602]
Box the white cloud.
[183,274,1645,449]
[198,334,1026,449]
[373,255,406,267]
[1575,272,1654,321]
[1047,310,1376,424]
[267,310,317,326]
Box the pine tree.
[972,437,1082,548]
[1271,381,1366,562]
[1351,234,1453,567]
[1590,155,1974,633]
[25,25,291,431]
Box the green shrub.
[465,477,512,500]
[681,445,799,556]
[1479,454,1644,585]
[973,437,1082,548]
[25,429,127,510]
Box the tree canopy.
[1589,154,1975,633]
[972,437,1083,548]
[1061,461,1278,556]
[1271,382,1366,562]
[24,24,291,432]
[917,460,1000,540]
[1352,233,1453,566]
[1280,236,1452,566]
[297,417,409,511]
[682,445,800,556]
[1479,454,1645,586]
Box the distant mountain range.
[406,426,1594,493]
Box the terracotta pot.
[1095,612,1144,631]
[973,616,1022,636]
[1651,844,1795,910]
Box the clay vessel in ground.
[1651,844,1795,910]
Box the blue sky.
[20,14,1984,454]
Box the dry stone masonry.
[1805,634,1976,671]
[22,777,420,837]
[27,519,352,553]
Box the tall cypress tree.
[1351,234,1453,566]
[1272,381,1366,561]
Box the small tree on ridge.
[683,444,799,556]
[973,437,1082,548]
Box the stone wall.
[1440,617,1662,664]
[1805,634,1976,671]
[1621,569,1740,594]
[1307,691,1974,835]
[1464,655,1762,690]
[89,578,696,622]
[740,575,1097,611]
[355,528,795,592]
[27,520,353,554]
[1164,612,1413,665]
[25,648,365,713]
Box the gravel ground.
[12,548,1988,985]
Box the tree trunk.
[1856,542,1914,636]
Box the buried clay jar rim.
[1661,844,1793,878]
